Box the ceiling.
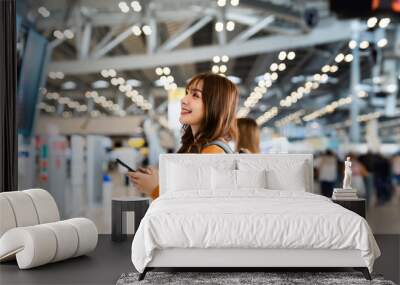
[19,0,400,141]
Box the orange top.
[149,145,225,199]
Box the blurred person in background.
[236,117,260,153]
[376,154,393,205]
[359,151,378,206]
[315,150,338,197]
[365,153,393,205]
[391,152,400,205]
[347,153,369,197]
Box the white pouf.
[0,189,98,269]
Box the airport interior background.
[15,0,400,236]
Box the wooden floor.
[0,235,398,285]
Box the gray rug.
[116,271,396,285]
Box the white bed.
[131,154,380,280]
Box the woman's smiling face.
[179,79,205,129]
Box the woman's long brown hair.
[236,117,260,153]
[178,73,239,153]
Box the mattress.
[131,190,380,273]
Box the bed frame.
[138,154,372,281]
[138,248,371,280]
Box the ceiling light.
[348,40,357,49]
[230,0,240,6]
[226,21,235,31]
[345,54,353,62]
[217,0,227,7]
[213,56,221,63]
[313,73,321,81]
[270,63,278,72]
[111,78,119,86]
[38,6,50,18]
[155,67,163,76]
[305,81,313,89]
[270,72,278,81]
[321,65,330,73]
[287,51,296,60]
[131,25,142,36]
[108,69,117,77]
[387,84,397,93]
[48,71,57,79]
[63,29,74,39]
[367,17,378,28]
[101,69,109,78]
[212,65,219,73]
[160,76,167,84]
[278,63,286,71]
[221,55,229,62]
[297,87,304,94]
[163,67,171,75]
[167,75,174,83]
[320,74,328,83]
[130,1,142,12]
[278,51,287,61]
[359,41,369,49]
[55,72,64,79]
[142,25,152,35]
[358,90,368,98]
[335,53,344,63]
[53,30,64,39]
[263,73,271,80]
[119,1,130,13]
[379,18,391,28]
[117,77,125,85]
[329,65,338,73]
[215,22,224,32]
[219,64,227,73]
[118,2,129,13]
[377,38,388,48]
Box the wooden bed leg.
[354,267,372,280]
[138,268,148,281]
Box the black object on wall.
[0,0,17,192]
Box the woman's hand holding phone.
[127,166,159,196]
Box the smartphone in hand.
[116,158,136,172]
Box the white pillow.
[236,169,267,189]
[167,162,211,192]
[212,168,237,191]
[266,165,306,191]
[237,159,308,191]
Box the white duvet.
[131,190,380,273]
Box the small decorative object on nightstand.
[343,156,352,190]
[112,197,150,242]
[332,157,358,200]
[331,198,366,218]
